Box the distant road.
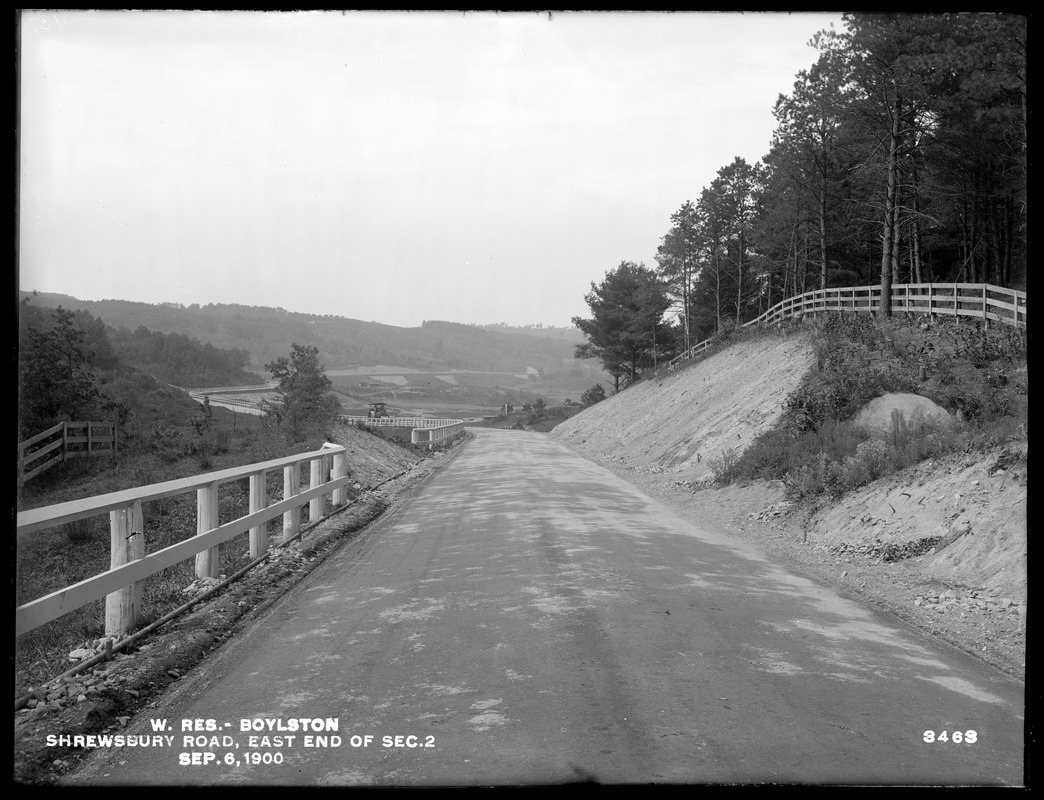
[70,429,1024,786]
[325,368,536,378]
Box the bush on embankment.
[710,314,1027,500]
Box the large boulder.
[852,393,952,437]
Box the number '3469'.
[924,730,977,743]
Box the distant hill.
[479,323,586,343]
[20,292,593,380]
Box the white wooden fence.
[341,415,467,449]
[410,421,468,448]
[16,444,349,638]
[667,282,1026,371]
[341,415,461,429]
[197,396,269,416]
[17,421,119,486]
[187,383,275,395]
[187,385,275,417]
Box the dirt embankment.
[550,333,1027,679]
[553,335,815,479]
[335,422,425,485]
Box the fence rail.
[341,415,461,429]
[411,421,468,448]
[187,383,275,395]
[16,443,349,638]
[17,421,118,486]
[199,397,269,417]
[186,385,275,417]
[667,282,1026,371]
[341,415,468,449]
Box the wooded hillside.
[20,293,587,376]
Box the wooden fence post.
[928,283,933,320]
[106,500,144,636]
[332,452,347,508]
[283,463,300,542]
[195,482,220,578]
[248,469,267,559]
[309,457,326,523]
[983,285,989,328]
[324,454,333,504]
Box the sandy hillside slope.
[549,332,1026,678]
[552,334,815,480]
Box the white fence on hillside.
[196,397,269,416]
[187,383,275,395]
[667,282,1026,371]
[186,384,275,417]
[17,421,119,485]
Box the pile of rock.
[828,536,943,562]
[748,502,793,522]
[670,477,716,491]
[19,657,135,714]
[914,589,1022,615]
[67,636,121,663]
[181,575,226,597]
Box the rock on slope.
[551,334,815,480]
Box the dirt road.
[66,429,1024,786]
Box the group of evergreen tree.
[18,298,267,441]
[576,13,1025,384]
[17,302,116,438]
[660,13,1026,342]
[108,326,259,389]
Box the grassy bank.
[709,314,1027,499]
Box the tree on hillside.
[572,262,674,392]
[580,383,607,407]
[694,184,729,335]
[768,43,851,292]
[18,303,108,438]
[822,14,952,315]
[189,395,215,464]
[656,200,702,353]
[265,343,340,441]
[911,13,1026,286]
[649,13,1025,323]
[710,157,766,323]
[109,324,259,387]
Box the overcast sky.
[19,10,844,329]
